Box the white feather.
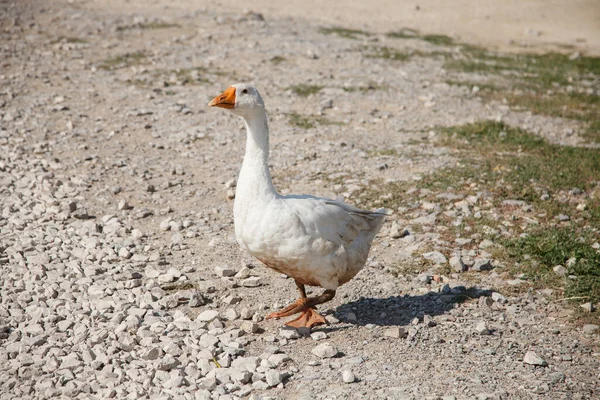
[228,83,386,290]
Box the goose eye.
[241,89,248,94]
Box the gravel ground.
[1,1,599,400]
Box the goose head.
[208,83,265,119]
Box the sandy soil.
[88,0,600,55]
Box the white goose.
[209,83,386,328]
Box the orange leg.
[266,281,335,328]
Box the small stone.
[215,265,236,277]
[189,291,205,307]
[226,189,235,199]
[320,98,333,109]
[253,381,269,390]
[580,302,595,313]
[268,353,290,367]
[475,321,490,335]
[557,214,570,221]
[383,327,407,339]
[279,327,300,339]
[582,324,599,334]
[553,265,567,276]
[471,259,493,271]
[242,277,262,287]
[164,375,185,389]
[231,369,252,384]
[158,354,181,371]
[224,308,238,320]
[171,232,183,245]
[423,314,436,327]
[449,256,467,273]
[389,221,407,239]
[61,353,82,369]
[241,321,259,334]
[141,347,162,361]
[491,292,507,304]
[311,343,337,358]
[265,370,283,387]
[478,296,494,308]
[422,251,447,264]
[479,239,495,248]
[223,295,242,305]
[225,178,236,189]
[310,331,328,341]
[197,310,220,322]
[417,273,432,284]
[160,219,172,231]
[118,247,131,259]
[341,370,355,383]
[523,351,547,366]
[117,199,132,210]
[235,267,251,279]
[239,307,254,320]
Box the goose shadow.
[329,287,493,327]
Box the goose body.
[209,83,386,327]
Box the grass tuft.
[270,56,286,65]
[504,228,600,303]
[288,113,343,130]
[319,26,371,40]
[422,34,454,46]
[288,84,324,97]
[98,51,148,70]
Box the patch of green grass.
[341,83,383,92]
[270,56,286,65]
[440,121,600,194]
[422,34,454,46]
[346,120,600,310]
[137,22,180,30]
[98,51,148,70]
[505,91,599,121]
[445,80,600,143]
[288,113,343,130]
[319,26,371,40]
[288,84,324,97]
[503,228,600,303]
[160,281,197,293]
[386,29,455,47]
[585,120,600,142]
[445,51,600,90]
[289,113,316,129]
[385,28,419,39]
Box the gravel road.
[1,1,598,399]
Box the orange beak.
[208,86,236,109]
